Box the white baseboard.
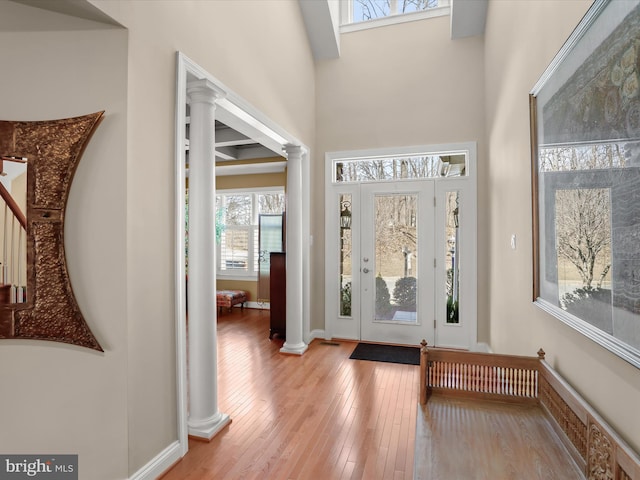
[129,441,182,480]
[225,301,268,310]
[308,329,326,342]
[474,342,492,353]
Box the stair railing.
[0,179,26,303]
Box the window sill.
[217,272,258,282]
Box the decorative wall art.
[0,112,104,351]
[530,0,640,368]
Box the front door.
[328,181,435,346]
[359,181,434,344]
[325,144,477,350]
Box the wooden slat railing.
[418,340,640,480]
[0,180,27,303]
[0,180,26,230]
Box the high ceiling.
[9,0,487,177]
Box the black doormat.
[349,343,420,366]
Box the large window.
[216,188,285,279]
[341,0,449,31]
[530,0,640,368]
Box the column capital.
[283,144,305,159]
[187,79,226,106]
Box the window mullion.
[341,0,353,25]
[250,225,258,274]
[252,193,258,225]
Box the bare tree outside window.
[335,154,462,183]
[258,193,286,215]
[555,186,613,334]
[224,194,252,225]
[555,188,611,291]
[539,143,625,173]
[541,144,619,332]
[353,0,440,22]
[540,145,620,297]
[374,194,417,320]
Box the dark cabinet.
[269,252,286,339]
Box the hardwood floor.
[162,308,419,480]
[414,396,584,480]
[163,309,584,479]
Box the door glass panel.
[374,194,418,323]
[340,194,353,317]
[445,191,460,323]
[257,214,284,304]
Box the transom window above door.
[332,152,466,183]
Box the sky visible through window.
[352,0,440,23]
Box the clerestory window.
[341,0,450,32]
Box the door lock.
[363,267,370,273]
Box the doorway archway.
[174,52,311,450]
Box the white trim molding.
[175,50,312,460]
[215,161,287,176]
[128,441,182,480]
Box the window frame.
[340,0,450,34]
[529,0,640,370]
[216,187,285,281]
[325,142,477,349]
[331,150,468,184]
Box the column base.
[280,342,308,355]
[188,412,231,440]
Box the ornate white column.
[281,144,308,355]
[186,79,230,439]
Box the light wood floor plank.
[163,309,583,480]
[413,395,585,480]
[162,309,418,480]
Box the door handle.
[363,267,370,273]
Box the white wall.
[484,0,640,453]
[314,15,487,337]
[90,0,316,475]
[0,3,129,479]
